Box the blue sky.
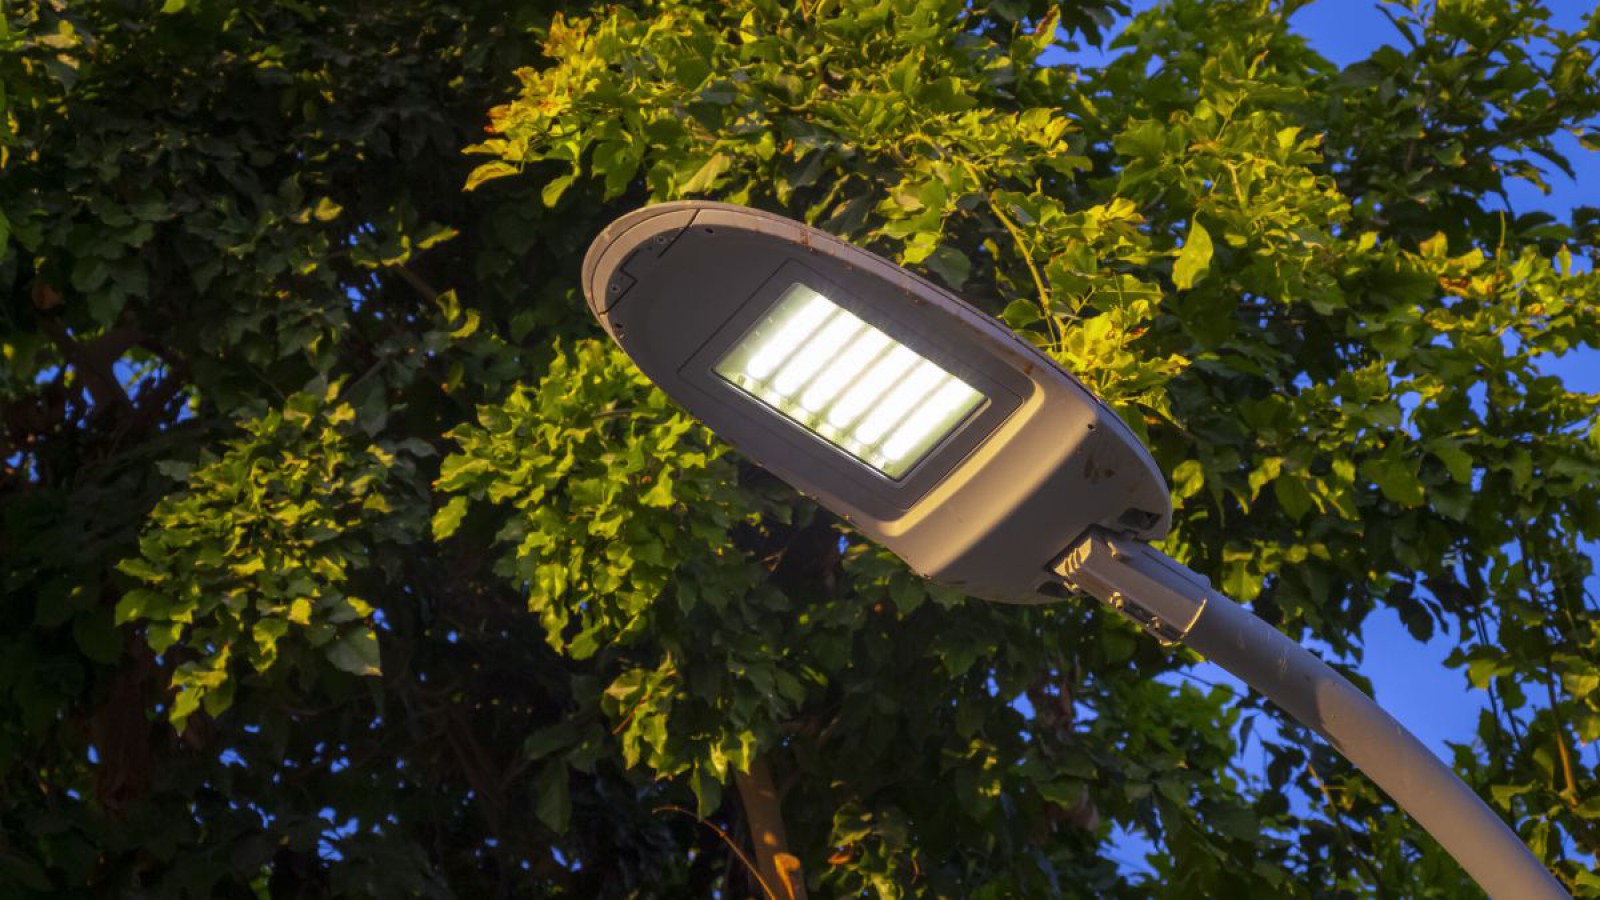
[1051,0,1600,874]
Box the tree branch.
[38,316,139,418]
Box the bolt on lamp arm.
[1057,528,1568,900]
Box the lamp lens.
[714,284,984,478]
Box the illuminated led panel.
[714,283,985,478]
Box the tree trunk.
[735,758,806,900]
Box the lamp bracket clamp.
[1054,528,1210,646]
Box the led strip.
[714,284,985,478]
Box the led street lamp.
[584,202,1171,605]
[583,201,1565,899]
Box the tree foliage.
[3,0,1600,895]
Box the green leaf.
[690,763,722,818]
[116,556,165,583]
[1360,456,1425,507]
[535,761,571,833]
[201,677,236,718]
[1172,221,1213,290]
[640,474,675,508]
[1273,473,1314,521]
[86,289,125,327]
[160,0,187,12]
[924,246,971,289]
[1489,782,1534,810]
[1562,671,1600,698]
[1431,444,1474,484]
[114,589,166,625]
[73,611,121,665]
[0,850,52,892]
[1507,449,1533,491]
[326,628,381,676]
[523,722,578,762]
[604,669,645,706]
[147,622,185,655]
[1467,655,1514,690]
[155,459,194,482]
[252,618,289,669]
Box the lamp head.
[583,201,1169,603]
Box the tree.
[3,0,1598,895]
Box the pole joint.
[1054,527,1210,645]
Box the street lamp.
[582,200,1565,899]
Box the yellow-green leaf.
[465,161,518,191]
[679,153,731,195]
[450,308,481,340]
[1171,459,1205,501]
[312,197,343,222]
[1173,221,1213,290]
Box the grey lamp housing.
[582,201,1171,604]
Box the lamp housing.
[582,201,1170,603]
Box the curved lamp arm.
[1057,528,1567,900]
